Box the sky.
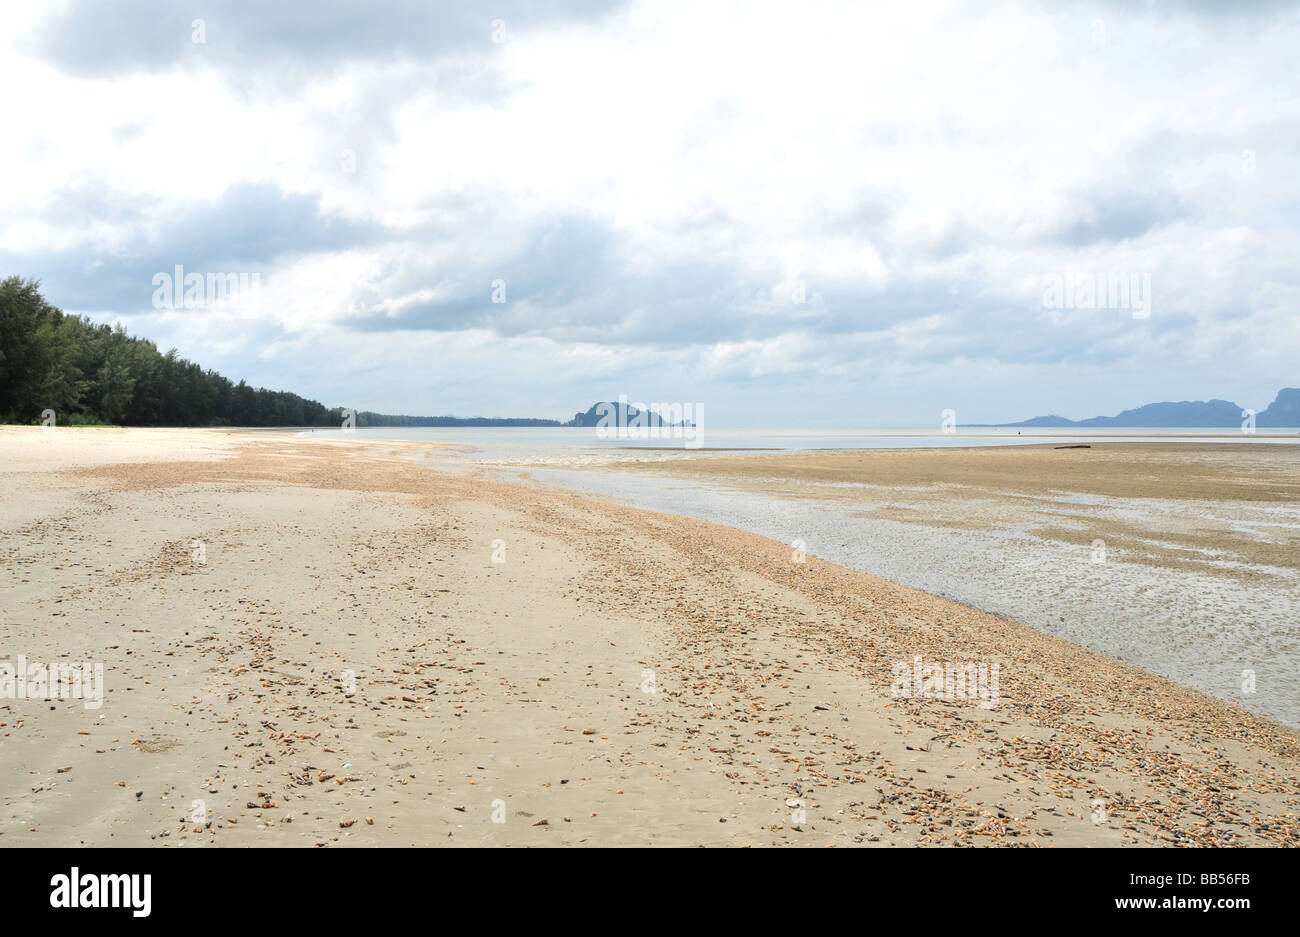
[2,0,1298,426]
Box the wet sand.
[1,427,1297,847]
[585,443,1300,565]
[536,443,1300,724]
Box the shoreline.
[527,441,1300,726]
[2,427,1297,847]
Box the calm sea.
[299,425,1300,463]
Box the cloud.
[2,0,1298,423]
[1055,187,1193,246]
[28,0,626,79]
[0,182,384,312]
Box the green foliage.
[62,412,117,427]
[0,276,346,427]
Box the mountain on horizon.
[566,401,695,428]
[364,401,696,428]
[990,388,1300,428]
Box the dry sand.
[1,427,1297,847]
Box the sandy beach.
[2,427,1298,847]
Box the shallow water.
[522,467,1300,727]
[302,424,1300,462]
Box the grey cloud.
[3,175,1204,376]
[3,182,383,312]
[1057,188,1191,246]
[30,0,626,79]
[342,216,763,345]
[159,183,385,261]
[1115,0,1300,22]
[334,210,1174,369]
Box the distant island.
[567,400,695,428]
[354,401,693,429]
[976,388,1300,428]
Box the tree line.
[1,277,346,427]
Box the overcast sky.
[3,1,1297,425]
